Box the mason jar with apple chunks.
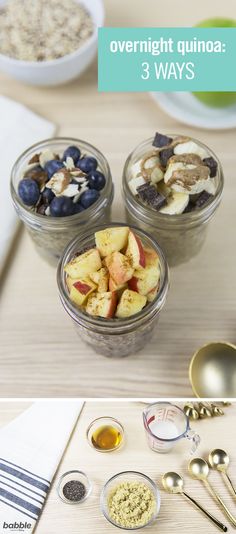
[10,138,114,265]
[122,136,224,266]
[57,223,169,358]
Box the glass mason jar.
[57,223,169,358]
[10,137,114,265]
[122,136,224,267]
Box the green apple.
[193,17,236,108]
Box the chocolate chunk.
[24,165,48,188]
[203,156,218,178]
[28,153,40,164]
[183,201,195,213]
[194,191,214,209]
[152,132,173,148]
[159,147,174,167]
[36,203,47,215]
[137,183,166,210]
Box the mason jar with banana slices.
[122,132,224,266]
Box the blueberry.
[50,196,75,217]
[18,178,40,206]
[77,157,98,174]
[88,170,106,191]
[80,189,100,209]
[44,160,64,179]
[73,202,85,214]
[63,145,81,164]
[42,187,55,204]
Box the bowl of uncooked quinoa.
[0,0,104,85]
[101,471,161,530]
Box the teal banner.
[98,27,236,92]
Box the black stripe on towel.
[0,474,45,499]
[0,497,36,521]
[0,458,50,485]
[0,488,41,517]
[0,480,44,505]
[0,464,49,493]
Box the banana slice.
[174,140,208,160]
[204,178,217,195]
[150,166,164,184]
[143,154,160,169]
[128,175,146,195]
[130,159,142,178]
[159,191,189,215]
[164,162,196,183]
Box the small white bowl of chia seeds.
[0,0,104,86]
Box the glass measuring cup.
[143,402,200,454]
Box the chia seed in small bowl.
[57,470,92,504]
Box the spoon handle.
[182,492,227,531]
[223,473,236,498]
[205,480,236,528]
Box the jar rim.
[122,134,224,229]
[10,136,113,228]
[57,222,169,331]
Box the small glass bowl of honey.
[86,416,124,453]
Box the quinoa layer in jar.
[122,132,224,267]
[10,138,114,265]
[57,224,169,358]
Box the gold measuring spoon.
[189,342,236,397]
[209,449,236,499]
[162,472,227,532]
[184,403,199,420]
[188,458,236,527]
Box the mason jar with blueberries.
[10,137,114,265]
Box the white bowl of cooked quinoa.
[101,471,161,530]
[0,0,104,86]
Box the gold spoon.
[184,403,199,420]
[188,458,236,527]
[210,404,224,417]
[209,449,236,499]
[198,402,213,418]
[162,472,227,532]
[189,342,236,397]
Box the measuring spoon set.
[162,448,236,532]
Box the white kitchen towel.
[0,401,84,533]
[0,94,56,275]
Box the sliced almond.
[39,149,55,168]
[46,169,71,195]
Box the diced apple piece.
[109,276,127,292]
[86,291,117,318]
[95,227,129,257]
[115,289,147,318]
[147,285,159,302]
[143,247,159,268]
[90,268,109,293]
[125,231,146,269]
[66,275,76,292]
[128,264,160,295]
[106,251,134,286]
[70,277,97,306]
[64,248,102,279]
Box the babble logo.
[3,522,31,530]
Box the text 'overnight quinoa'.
[17,144,106,217]
[64,226,161,319]
[128,131,218,215]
